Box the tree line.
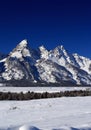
[0,90,91,100]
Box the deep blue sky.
[0,0,91,58]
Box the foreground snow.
[1,96,91,130]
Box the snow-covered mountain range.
[0,39,91,86]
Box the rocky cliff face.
[0,39,91,86]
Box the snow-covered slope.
[0,39,91,85]
[9,39,39,63]
[49,45,77,66]
[38,44,91,85]
[73,53,91,74]
[1,97,91,130]
[0,40,40,81]
[36,59,75,84]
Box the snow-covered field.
[1,96,91,130]
[0,86,90,93]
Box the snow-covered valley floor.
[1,96,91,130]
[0,86,90,93]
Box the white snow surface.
[0,58,6,63]
[1,96,91,130]
[0,86,90,93]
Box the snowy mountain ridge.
[0,39,91,86]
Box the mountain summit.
[0,39,91,86]
[9,39,31,60]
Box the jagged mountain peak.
[56,45,65,50]
[18,39,28,48]
[39,45,49,59]
[0,40,40,81]
[73,53,91,61]
[50,45,69,60]
[14,39,29,52]
[54,45,67,54]
[39,45,48,52]
[9,39,31,60]
[73,53,78,56]
[0,39,91,85]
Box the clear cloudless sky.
[0,0,91,58]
